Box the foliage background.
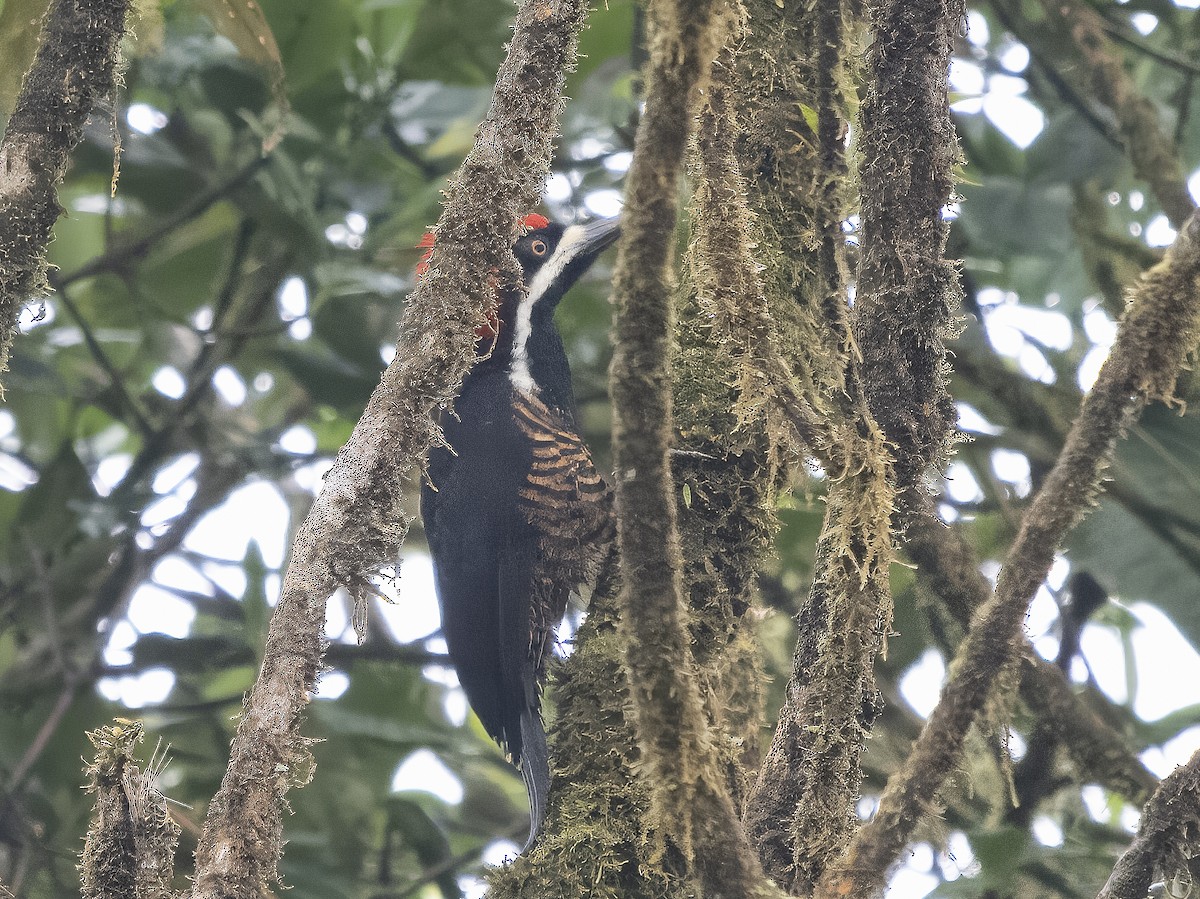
[1,0,1200,896]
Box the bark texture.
[852,0,963,517]
[0,0,130,392]
[1097,745,1200,899]
[608,1,775,894]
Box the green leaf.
[310,295,396,371]
[137,202,240,315]
[13,442,92,549]
[1027,110,1124,186]
[259,0,356,91]
[194,0,288,150]
[568,0,635,91]
[958,178,1074,258]
[310,691,449,748]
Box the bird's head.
[509,214,621,313]
[416,214,619,383]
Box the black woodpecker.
[419,213,618,849]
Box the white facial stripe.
[509,225,589,394]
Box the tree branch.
[905,505,1159,807]
[730,1,897,890]
[688,42,830,462]
[1097,745,1200,899]
[853,0,962,515]
[988,0,1124,151]
[54,283,154,438]
[608,1,773,895]
[0,0,130,391]
[187,1,594,895]
[816,209,1200,899]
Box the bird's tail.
[518,706,549,852]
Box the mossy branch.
[608,0,774,894]
[81,721,179,899]
[853,0,963,515]
[906,505,1158,807]
[689,44,830,461]
[1097,745,1200,899]
[727,2,896,891]
[1033,0,1195,230]
[0,0,130,394]
[187,2,591,895]
[816,213,1200,899]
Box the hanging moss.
[672,287,780,811]
[726,2,899,892]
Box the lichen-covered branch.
[682,38,794,817]
[1097,745,1200,899]
[816,212,1200,899]
[745,0,961,887]
[81,721,179,899]
[729,2,897,891]
[187,2,591,895]
[853,0,962,516]
[0,0,130,393]
[1033,0,1195,229]
[905,506,1159,807]
[608,0,773,894]
[747,484,894,894]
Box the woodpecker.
[419,213,618,848]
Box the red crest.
[415,231,437,278]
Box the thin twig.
[52,155,269,289]
[2,682,80,799]
[0,545,86,805]
[392,824,525,898]
[1095,9,1200,77]
[55,285,154,437]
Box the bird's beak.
[577,217,621,258]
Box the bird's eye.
[530,239,548,256]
